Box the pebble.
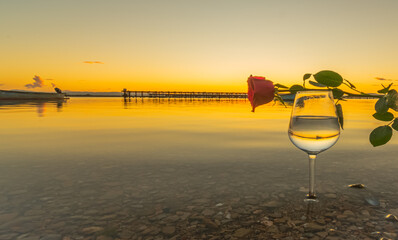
[263,201,281,208]
[0,213,18,222]
[383,232,397,238]
[202,218,219,229]
[299,187,309,192]
[233,228,252,238]
[96,236,113,240]
[304,223,324,232]
[82,227,104,235]
[267,225,279,233]
[343,210,355,216]
[336,215,346,220]
[161,226,175,235]
[0,233,19,239]
[261,219,273,227]
[316,219,325,225]
[316,232,328,238]
[325,237,342,240]
[16,234,40,240]
[202,209,215,216]
[142,226,160,235]
[361,210,370,216]
[303,232,314,238]
[253,209,262,214]
[325,193,337,199]
[40,234,62,240]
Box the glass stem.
[308,154,317,199]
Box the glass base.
[304,194,319,202]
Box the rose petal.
[247,75,275,112]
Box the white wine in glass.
[288,91,340,201]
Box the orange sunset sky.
[0,0,397,92]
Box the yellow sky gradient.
[0,0,397,93]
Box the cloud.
[375,77,398,81]
[83,61,104,64]
[0,83,4,86]
[51,83,57,88]
[25,75,45,89]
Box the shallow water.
[0,98,397,239]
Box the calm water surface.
[0,98,397,239]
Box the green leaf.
[303,73,312,81]
[308,80,327,88]
[336,103,344,130]
[392,118,398,131]
[386,89,398,111]
[313,70,343,87]
[377,83,393,94]
[372,112,394,121]
[375,97,389,113]
[378,89,388,94]
[289,84,304,94]
[332,88,344,99]
[369,125,393,147]
[274,83,288,89]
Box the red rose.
[247,75,275,112]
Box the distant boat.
[0,89,66,100]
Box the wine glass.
[288,90,340,202]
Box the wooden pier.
[122,89,247,99]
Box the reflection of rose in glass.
[247,75,275,112]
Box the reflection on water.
[0,98,397,239]
[0,99,66,117]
